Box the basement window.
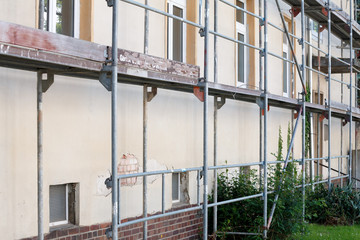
[49,183,79,227]
[172,172,190,204]
[43,0,80,38]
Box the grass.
[292,224,360,240]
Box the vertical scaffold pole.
[349,0,353,185]
[301,0,306,222]
[111,0,119,239]
[143,1,149,239]
[203,0,209,239]
[213,0,218,234]
[37,1,44,239]
[263,0,268,237]
[327,0,332,191]
[259,0,263,188]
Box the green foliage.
[306,183,360,226]
[209,125,306,239]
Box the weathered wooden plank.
[0,21,106,62]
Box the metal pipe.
[118,167,202,179]
[349,0,354,186]
[143,1,149,236]
[301,0,306,223]
[162,173,165,213]
[209,30,262,51]
[263,0,268,237]
[120,0,202,29]
[219,0,262,20]
[111,0,119,238]
[119,206,202,228]
[37,1,44,239]
[268,21,301,40]
[341,42,344,187]
[197,170,200,206]
[259,0,263,189]
[274,0,307,94]
[37,72,44,240]
[143,86,148,239]
[268,51,295,64]
[208,193,264,207]
[213,0,218,234]
[317,21,320,178]
[203,0,210,239]
[267,107,303,229]
[144,0,149,55]
[327,0,332,191]
[304,40,327,55]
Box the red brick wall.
[21,206,203,240]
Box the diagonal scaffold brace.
[266,105,303,230]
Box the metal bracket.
[146,86,157,102]
[106,0,114,7]
[216,97,226,110]
[105,227,113,239]
[193,78,205,102]
[290,7,300,18]
[105,176,113,189]
[99,65,112,91]
[199,28,205,37]
[256,96,265,110]
[38,71,54,93]
[347,84,351,90]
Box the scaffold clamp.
[105,176,113,189]
[105,227,113,239]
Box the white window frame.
[236,0,247,87]
[168,0,186,62]
[310,19,323,43]
[282,38,290,97]
[49,184,69,227]
[172,173,181,203]
[47,0,80,38]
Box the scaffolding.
[1,0,360,239]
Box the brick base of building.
[21,205,203,240]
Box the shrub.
[209,125,306,239]
[306,183,360,225]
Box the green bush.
[306,183,360,225]
[209,125,306,239]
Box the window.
[172,172,189,204]
[311,19,323,42]
[49,183,79,227]
[167,0,186,62]
[172,173,180,203]
[44,0,80,38]
[283,32,290,96]
[236,0,247,87]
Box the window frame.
[236,0,247,87]
[167,0,187,62]
[172,173,181,203]
[45,0,80,38]
[49,184,69,227]
[282,38,290,97]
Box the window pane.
[172,173,179,201]
[50,184,67,223]
[172,6,183,62]
[238,33,245,83]
[56,0,74,36]
[283,52,288,93]
[236,1,244,24]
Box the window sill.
[50,223,75,232]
